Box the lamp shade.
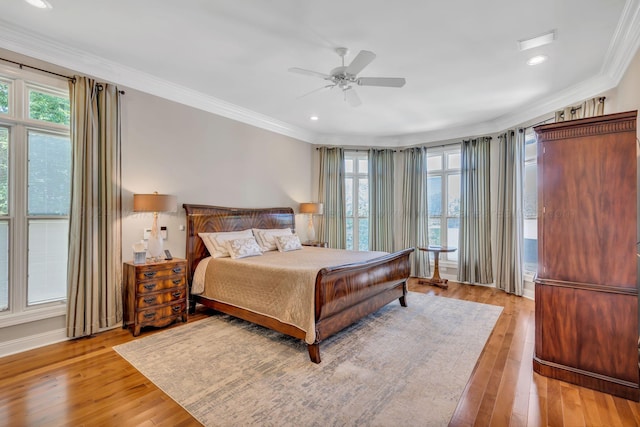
[299,202,323,215]
[133,193,177,213]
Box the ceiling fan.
[288,47,406,107]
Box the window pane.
[358,178,368,217]
[345,158,354,173]
[358,159,368,174]
[358,218,369,251]
[0,82,8,114]
[427,176,442,216]
[0,127,7,215]
[446,218,459,261]
[427,155,442,171]
[0,221,8,311]
[28,89,70,125]
[447,174,460,216]
[345,177,353,217]
[346,218,354,250]
[28,219,68,305]
[524,219,538,273]
[28,131,71,215]
[447,152,461,169]
[524,163,537,218]
[428,217,441,246]
[525,134,537,160]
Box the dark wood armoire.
[533,110,639,401]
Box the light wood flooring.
[0,279,639,426]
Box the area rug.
[114,293,502,427]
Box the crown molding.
[0,0,638,149]
[601,0,640,83]
[0,20,315,144]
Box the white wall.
[121,89,313,261]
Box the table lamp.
[133,192,177,261]
[299,202,323,242]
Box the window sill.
[0,303,66,328]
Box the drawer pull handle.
[172,279,182,285]
[172,305,181,312]
[143,271,157,278]
[172,267,183,274]
[171,291,182,298]
[143,312,156,319]
[143,297,155,304]
[143,283,156,291]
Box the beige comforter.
[199,247,387,344]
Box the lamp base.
[307,215,316,242]
[147,213,164,261]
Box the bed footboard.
[310,247,414,363]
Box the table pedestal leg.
[418,251,449,289]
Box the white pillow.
[198,232,218,256]
[225,237,263,259]
[199,229,253,258]
[275,234,302,252]
[252,228,293,252]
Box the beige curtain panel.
[555,97,605,122]
[457,137,493,284]
[400,146,430,278]
[495,130,524,296]
[66,77,123,338]
[369,149,395,252]
[317,147,346,249]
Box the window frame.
[426,145,461,263]
[344,151,369,251]
[523,128,538,279]
[0,64,70,327]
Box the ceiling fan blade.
[345,50,376,75]
[297,84,335,99]
[288,67,330,79]
[345,87,362,107]
[357,77,406,88]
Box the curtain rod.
[0,56,75,82]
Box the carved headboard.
[182,204,295,284]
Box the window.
[427,146,461,261]
[523,129,538,275]
[0,66,70,320]
[345,152,369,251]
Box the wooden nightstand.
[123,258,188,336]
[302,241,328,248]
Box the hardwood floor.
[1,279,639,426]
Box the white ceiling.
[0,0,639,146]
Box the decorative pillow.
[225,237,263,259]
[275,234,303,252]
[252,228,293,252]
[199,229,253,258]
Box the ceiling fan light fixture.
[518,30,555,51]
[527,55,548,66]
[23,0,53,9]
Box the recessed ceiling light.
[527,55,548,66]
[23,0,52,8]
[310,115,319,121]
[518,30,555,51]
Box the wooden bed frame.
[183,204,414,363]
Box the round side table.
[417,246,457,289]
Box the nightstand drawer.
[137,289,186,308]
[123,258,188,336]
[136,276,185,294]
[134,263,186,282]
[137,302,186,324]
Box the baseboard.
[0,328,68,358]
